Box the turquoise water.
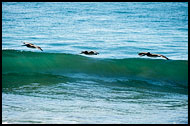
[2,2,188,124]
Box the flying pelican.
[138,52,169,60]
[80,51,99,55]
[22,42,43,51]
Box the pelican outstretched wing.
[36,46,43,51]
[159,54,169,60]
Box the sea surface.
[2,2,188,124]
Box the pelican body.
[138,52,169,60]
[80,51,99,55]
[22,42,43,51]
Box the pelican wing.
[159,54,169,60]
[36,46,43,51]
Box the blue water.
[2,2,188,124]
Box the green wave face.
[2,50,188,83]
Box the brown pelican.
[138,52,169,60]
[22,42,43,51]
[80,51,99,55]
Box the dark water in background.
[2,2,188,124]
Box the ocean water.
[2,2,188,124]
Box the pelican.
[22,42,43,51]
[138,52,169,60]
[80,51,99,55]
